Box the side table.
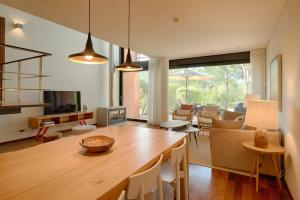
[173,126,200,147]
[242,141,285,192]
[160,120,190,131]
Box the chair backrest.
[200,106,219,119]
[170,138,187,166]
[203,105,219,112]
[117,190,125,200]
[127,154,163,200]
[170,138,188,200]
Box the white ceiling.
[0,0,286,58]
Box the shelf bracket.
[17,61,21,104]
[39,57,43,104]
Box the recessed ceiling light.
[173,17,180,23]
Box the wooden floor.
[188,164,292,200]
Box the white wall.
[0,4,114,142]
[266,0,300,199]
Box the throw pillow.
[176,110,191,116]
[180,104,193,110]
[242,124,257,130]
[212,118,244,129]
[234,115,245,121]
[223,110,244,120]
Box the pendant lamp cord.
[128,0,131,49]
[88,0,91,33]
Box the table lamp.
[244,94,261,108]
[245,100,279,148]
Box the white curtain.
[250,49,266,99]
[148,58,169,125]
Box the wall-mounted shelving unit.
[0,43,52,111]
[28,112,94,129]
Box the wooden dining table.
[0,125,188,200]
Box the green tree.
[168,64,252,113]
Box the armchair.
[172,104,194,123]
[197,105,220,132]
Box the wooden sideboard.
[28,112,93,129]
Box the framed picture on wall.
[270,55,282,111]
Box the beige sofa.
[210,128,281,175]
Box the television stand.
[28,112,93,141]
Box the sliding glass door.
[168,63,252,113]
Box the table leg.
[250,156,257,178]
[256,155,260,192]
[271,154,282,189]
[38,126,50,141]
[193,132,198,147]
[79,120,87,125]
[35,127,44,141]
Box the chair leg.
[183,156,189,200]
[138,186,144,200]
[158,174,163,200]
[176,178,180,200]
[176,164,181,200]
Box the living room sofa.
[210,127,281,175]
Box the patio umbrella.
[169,69,213,99]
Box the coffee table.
[160,120,190,130]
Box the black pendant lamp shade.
[68,32,107,64]
[115,49,143,71]
[115,0,143,72]
[68,0,108,64]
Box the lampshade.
[114,0,143,72]
[245,100,279,129]
[68,32,108,64]
[244,94,260,108]
[68,0,108,65]
[115,49,143,72]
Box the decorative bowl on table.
[79,135,115,153]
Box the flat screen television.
[43,91,81,115]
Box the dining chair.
[127,154,164,200]
[117,190,125,200]
[161,138,188,200]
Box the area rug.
[188,134,212,167]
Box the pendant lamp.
[115,0,143,71]
[68,0,108,64]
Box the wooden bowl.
[79,135,115,153]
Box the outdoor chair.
[197,105,220,133]
[172,104,194,123]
